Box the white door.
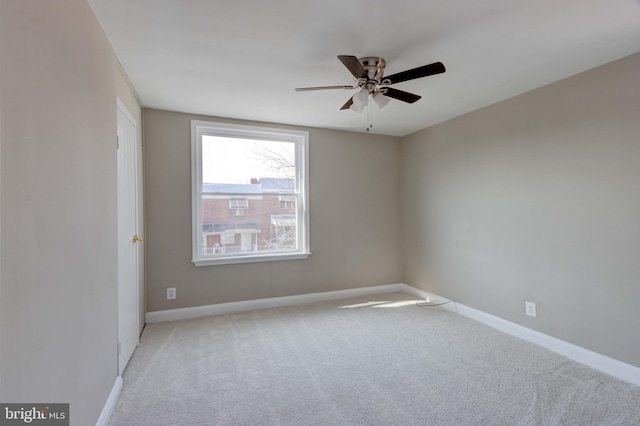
[117,99,140,375]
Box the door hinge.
[117,135,120,150]
[118,341,122,355]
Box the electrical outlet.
[525,301,536,317]
[167,287,176,300]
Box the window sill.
[192,252,311,267]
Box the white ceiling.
[89,0,640,137]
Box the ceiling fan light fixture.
[349,88,369,113]
[349,100,366,113]
[373,92,391,109]
[353,88,369,106]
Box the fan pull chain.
[366,94,373,132]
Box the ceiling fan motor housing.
[358,57,386,93]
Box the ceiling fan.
[295,55,446,112]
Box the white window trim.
[191,120,311,266]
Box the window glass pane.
[201,135,295,191]
[201,194,298,255]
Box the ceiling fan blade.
[383,87,421,103]
[340,97,354,110]
[338,55,367,80]
[383,62,446,85]
[295,85,356,91]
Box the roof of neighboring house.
[202,222,261,234]
[260,178,295,193]
[202,183,261,194]
[203,178,294,194]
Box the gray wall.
[401,53,640,367]
[144,109,402,312]
[0,0,141,424]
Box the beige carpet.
[109,292,640,425]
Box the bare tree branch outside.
[247,142,295,180]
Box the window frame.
[191,120,310,266]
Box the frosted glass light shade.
[350,102,365,113]
[373,92,391,109]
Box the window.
[192,120,310,266]
[229,198,248,216]
[279,196,294,210]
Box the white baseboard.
[452,301,640,387]
[145,283,407,323]
[145,282,640,388]
[95,376,122,426]
[397,283,449,303]
[399,284,640,388]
